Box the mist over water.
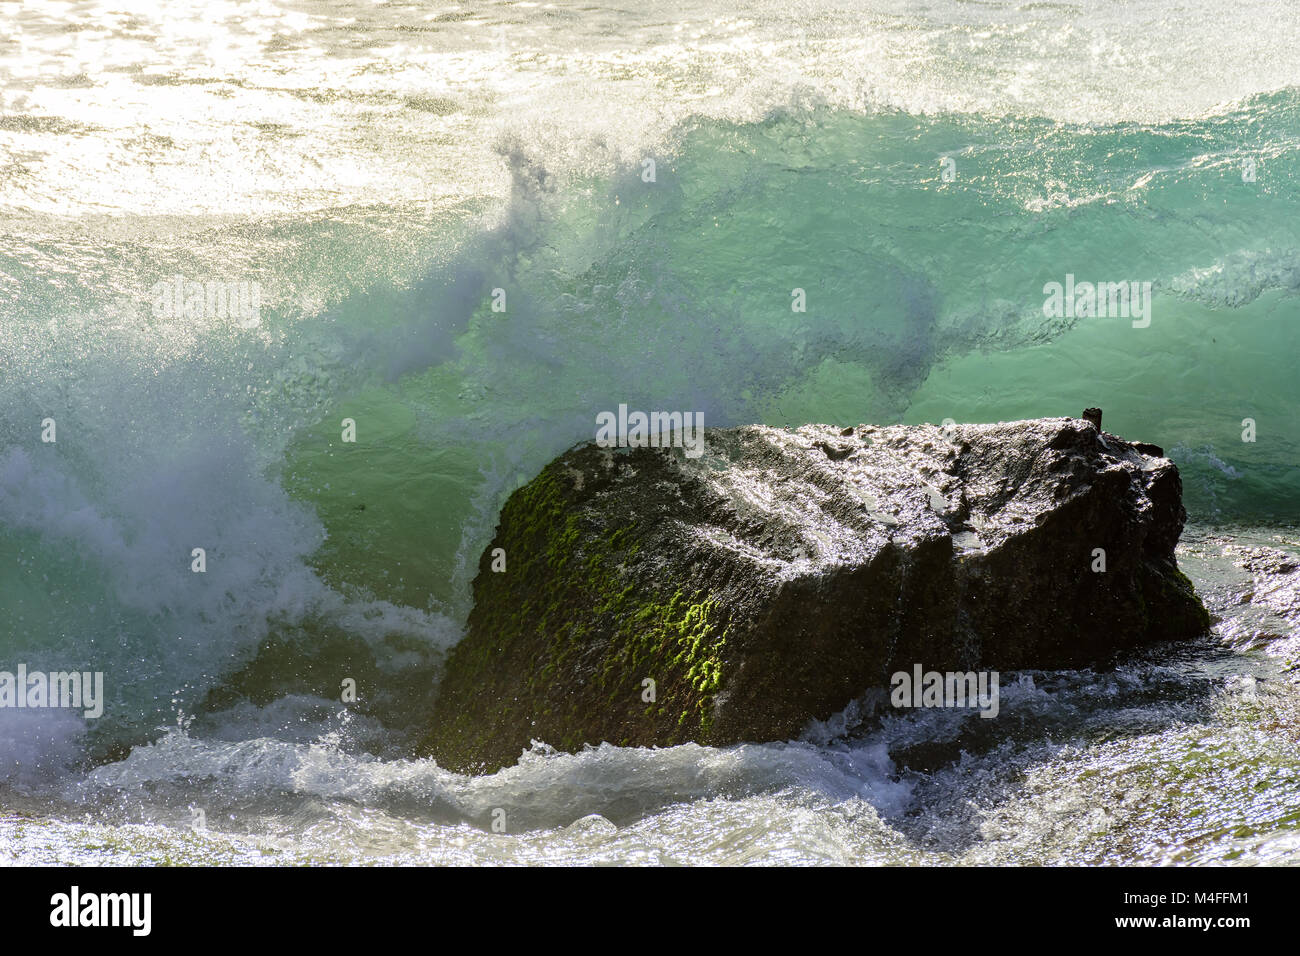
[1,0,1298,864]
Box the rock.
[421,417,1210,773]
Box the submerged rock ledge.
[422,417,1209,774]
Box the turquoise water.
[1,0,1298,864]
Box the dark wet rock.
[421,417,1210,773]
[1236,546,1300,579]
[1226,545,1300,655]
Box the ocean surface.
[1,0,1298,865]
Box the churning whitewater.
[1,0,1298,864]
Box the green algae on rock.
[421,417,1210,774]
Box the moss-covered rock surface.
[422,418,1209,773]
